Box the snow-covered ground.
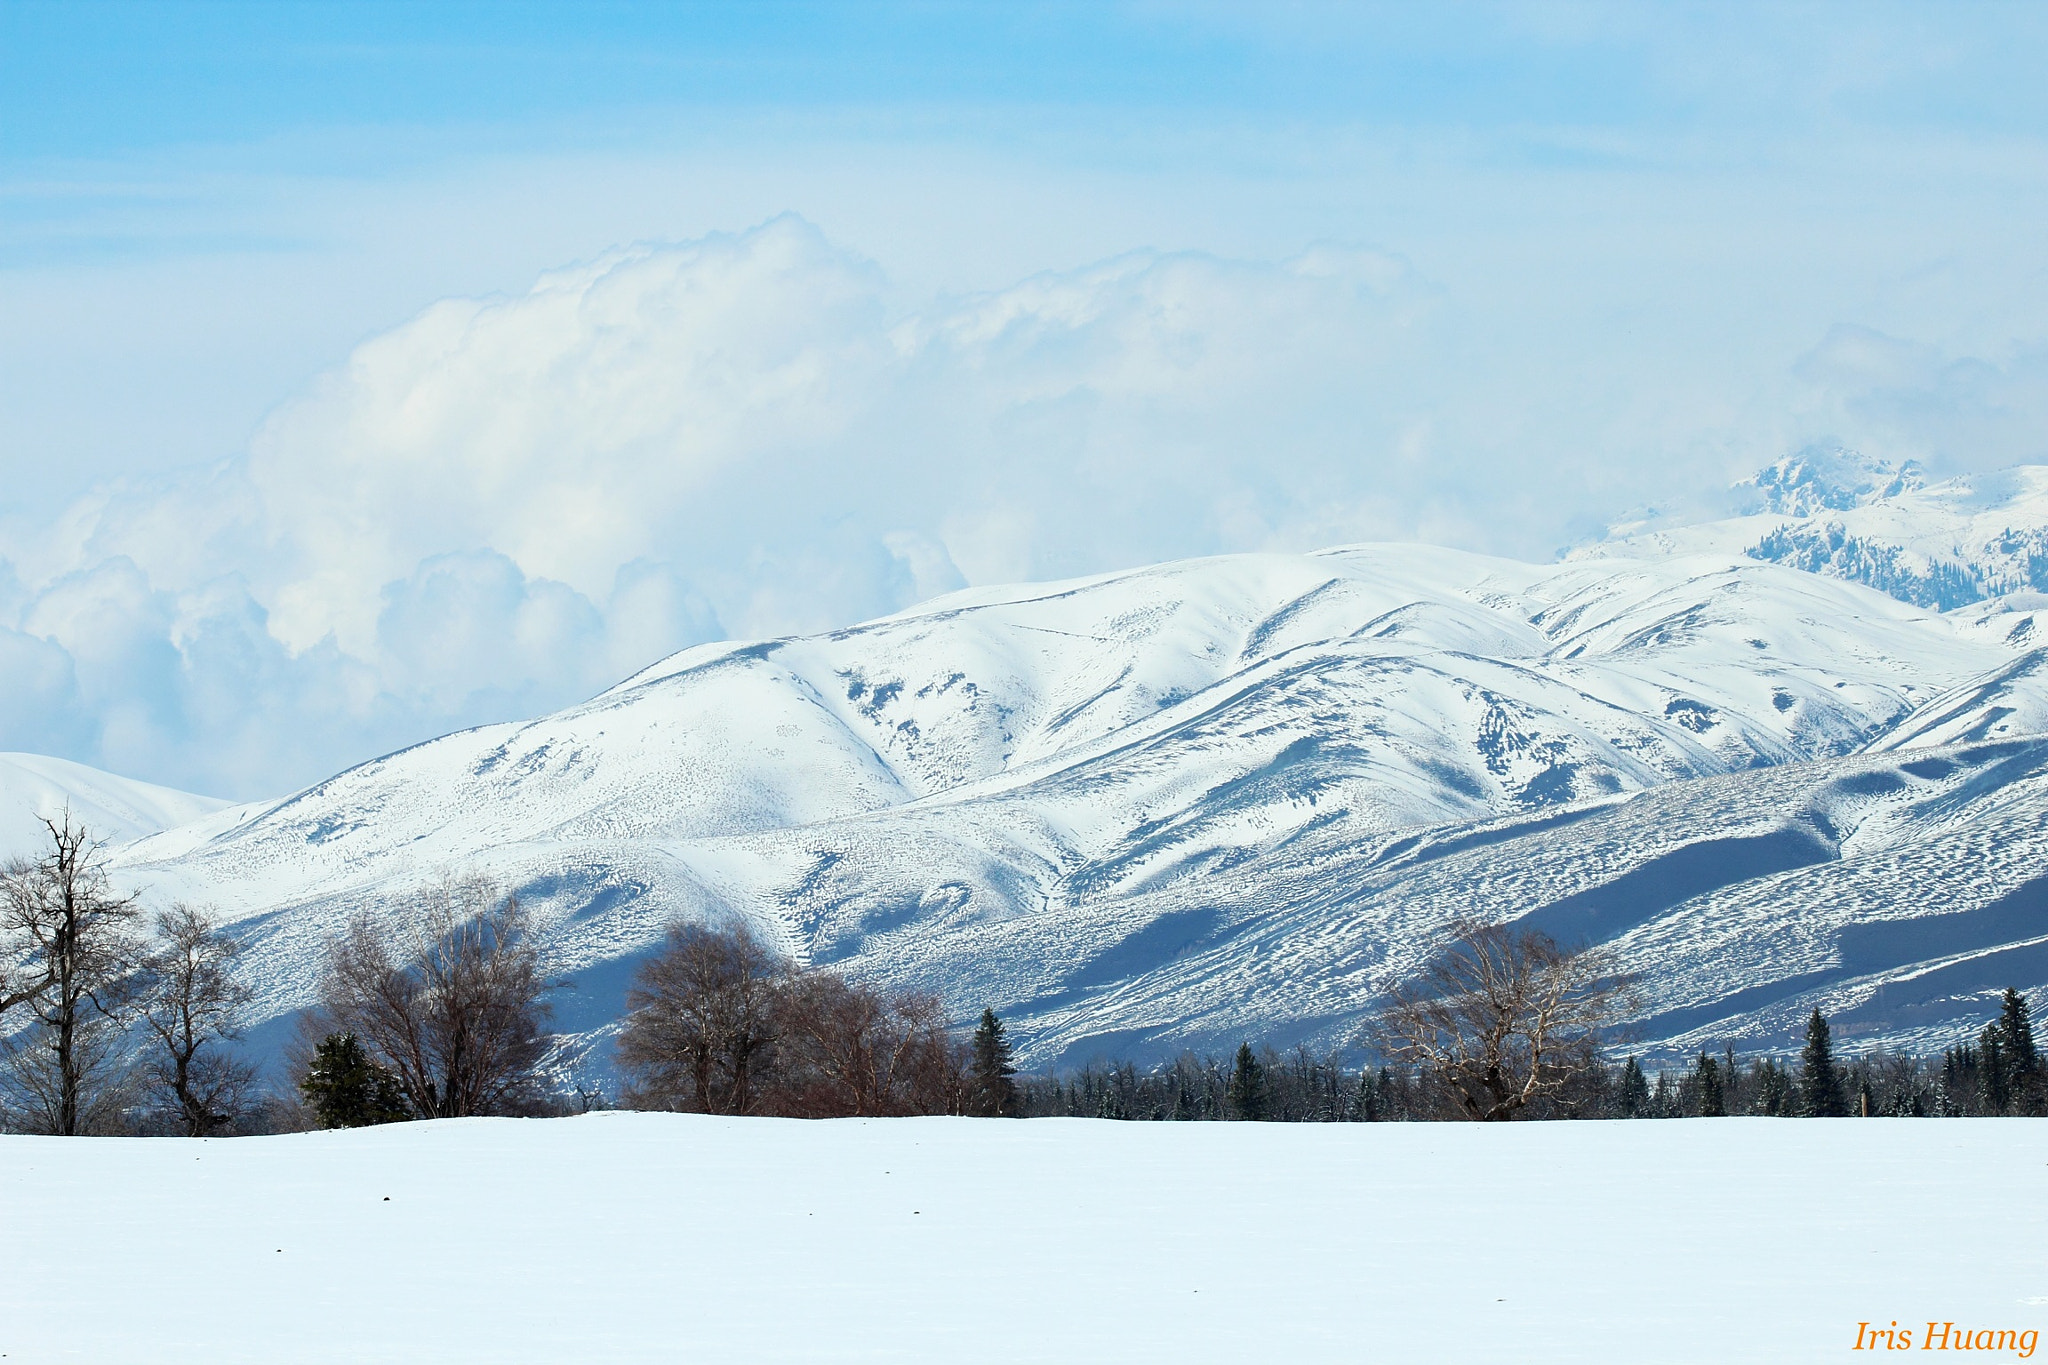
[2,1113,2043,1364]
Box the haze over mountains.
[10,453,2048,1071]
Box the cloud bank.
[3,215,2044,799]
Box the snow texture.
[1,1113,2043,1364]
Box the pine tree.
[968,1008,1019,1117]
[1226,1042,1267,1121]
[1650,1069,1676,1118]
[1617,1056,1650,1118]
[1752,1057,1791,1116]
[1800,1009,1846,1117]
[300,1032,411,1129]
[1355,1068,1382,1122]
[1938,1043,1973,1116]
[1695,1053,1725,1117]
[1979,1023,2010,1115]
[1998,989,2037,1080]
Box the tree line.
[4,815,2042,1133]
[1020,998,2044,1121]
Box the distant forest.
[1018,1006,2046,1122]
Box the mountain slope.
[0,753,229,863]
[100,543,2048,1070]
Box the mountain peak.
[1735,446,1926,518]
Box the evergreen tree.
[1800,1009,1846,1117]
[1997,988,2038,1082]
[1695,1053,1725,1117]
[1617,1056,1650,1118]
[1650,1069,1676,1118]
[1226,1042,1267,1121]
[299,1032,411,1129]
[1979,1023,2010,1115]
[1096,1085,1129,1120]
[1355,1068,1382,1122]
[1751,1057,1791,1116]
[968,1008,1019,1117]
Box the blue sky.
[3,2,2047,797]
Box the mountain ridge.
[84,538,2048,1071]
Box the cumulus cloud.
[11,214,2043,799]
[3,215,1461,797]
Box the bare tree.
[1372,917,1634,1121]
[319,878,553,1118]
[774,974,964,1117]
[138,905,257,1136]
[0,813,142,1134]
[615,921,784,1114]
[614,920,968,1118]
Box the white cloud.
[8,214,2048,799]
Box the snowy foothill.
[0,752,229,864]
[2,1112,2045,1364]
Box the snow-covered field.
[3,1113,2044,1364]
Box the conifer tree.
[1978,1023,2010,1115]
[1226,1042,1267,1121]
[1938,1043,1974,1116]
[300,1032,411,1129]
[968,1008,1019,1117]
[1751,1057,1791,1115]
[1695,1053,1725,1117]
[1615,1056,1649,1117]
[1998,989,2037,1082]
[1800,1009,1846,1116]
[1650,1068,1676,1117]
[1355,1068,1381,1122]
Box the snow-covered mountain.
[1585,448,2048,611]
[96,542,2048,1070]
[0,753,229,863]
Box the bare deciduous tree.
[1372,917,1634,1121]
[0,813,142,1134]
[138,905,257,1136]
[319,878,553,1118]
[614,920,783,1114]
[775,974,963,1117]
[614,921,968,1119]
